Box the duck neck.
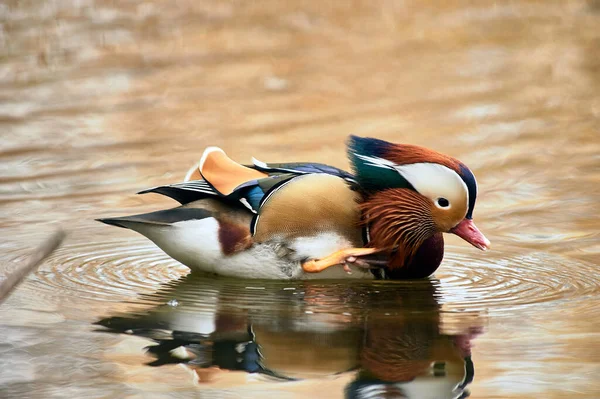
[378,233,444,279]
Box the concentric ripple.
[26,240,600,314]
[437,245,600,313]
[32,239,188,303]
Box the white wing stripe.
[174,180,210,185]
[173,182,212,189]
[179,189,216,194]
[174,184,211,189]
[251,157,268,168]
[258,176,299,208]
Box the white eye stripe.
[354,153,469,212]
[393,162,469,210]
[353,153,396,169]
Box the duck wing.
[250,158,356,183]
[138,148,358,213]
[137,180,218,205]
[137,147,264,209]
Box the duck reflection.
[96,274,482,398]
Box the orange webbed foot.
[302,248,383,273]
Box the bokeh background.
[1,1,599,398]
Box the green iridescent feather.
[347,135,413,192]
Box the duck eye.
[437,197,450,208]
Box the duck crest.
[347,135,414,192]
[348,135,479,220]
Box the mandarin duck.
[98,136,489,279]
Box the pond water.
[1,0,599,398]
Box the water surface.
[1,0,599,398]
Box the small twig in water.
[0,230,66,305]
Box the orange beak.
[450,219,490,251]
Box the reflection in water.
[97,274,482,398]
[2,0,599,397]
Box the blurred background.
[0,1,599,398]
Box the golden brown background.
[1,1,599,398]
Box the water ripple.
[33,240,188,302]
[28,240,600,315]
[438,246,600,312]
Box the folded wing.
[139,147,357,216]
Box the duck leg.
[302,248,383,273]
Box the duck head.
[348,135,490,271]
